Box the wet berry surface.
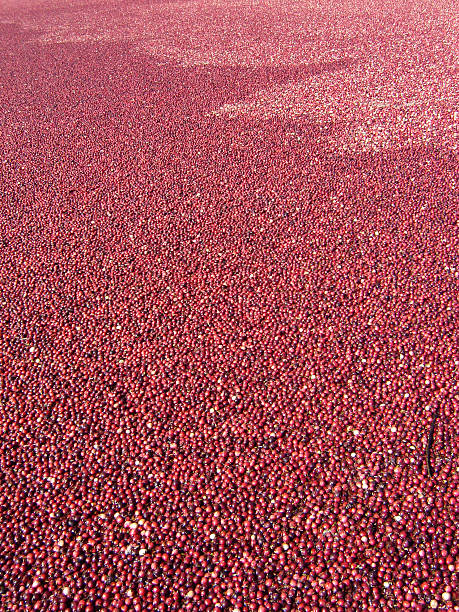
[0,1,457,610]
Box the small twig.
[426,406,439,478]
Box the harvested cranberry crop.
[0,0,457,610]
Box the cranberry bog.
[0,0,457,610]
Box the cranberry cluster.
[0,0,457,610]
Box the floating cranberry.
[0,0,457,610]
